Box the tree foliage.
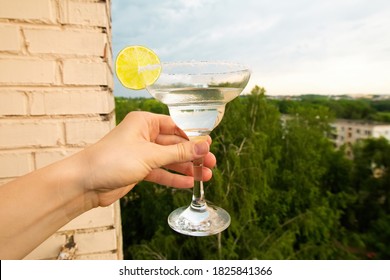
[272,95,390,123]
[115,88,390,259]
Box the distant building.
[281,114,390,157]
[330,119,390,157]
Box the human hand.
[83,111,216,207]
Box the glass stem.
[191,157,206,211]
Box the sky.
[112,0,390,98]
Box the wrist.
[62,150,100,213]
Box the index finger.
[147,113,188,140]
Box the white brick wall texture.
[0,25,21,52]
[24,28,107,56]
[0,0,56,23]
[0,91,28,115]
[0,59,57,84]
[0,0,122,259]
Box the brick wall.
[0,0,123,259]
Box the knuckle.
[176,142,187,162]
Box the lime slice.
[115,45,161,90]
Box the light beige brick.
[28,91,45,114]
[0,0,55,23]
[61,205,115,231]
[35,148,79,169]
[106,63,114,90]
[105,42,114,85]
[75,252,118,260]
[59,1,108,27]
[65,119,111,145]
[0,25,21,52]
[23,233,65,260]
[75,228,117,254]
[24,28,106,56]
[0,91,28,115]
[0,152,33,178]
[63,60,108,86]
[30,90,115,115]
[0,120,63,148]
[0,59,56,85]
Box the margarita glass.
[146,62,250,236]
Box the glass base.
[168,203,231,236]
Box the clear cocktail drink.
[146,62,250,236]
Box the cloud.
[113,0,390,97]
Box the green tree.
[114,88,388,260]
[272,103,356,259]
[348,138,390,258]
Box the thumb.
[154,140,210,167]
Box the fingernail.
[195,141,209,155]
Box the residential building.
[331,119,390,157]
